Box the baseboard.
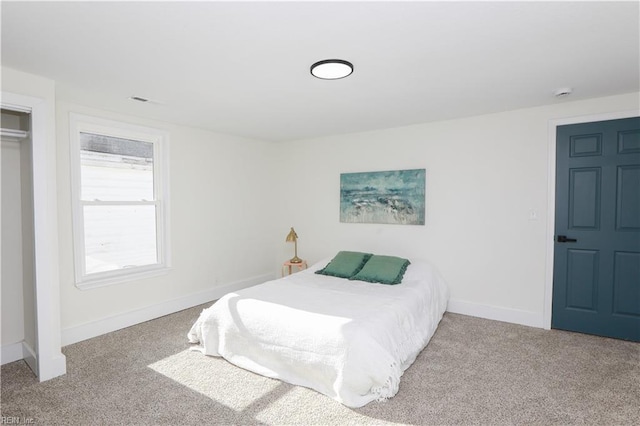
[0,340,39,370]
[37,353,66,382]
[22,341,38,375]
[447,298,544,329]
[62,278,543,347]
[1,342,24,365]
[61,272,274,346]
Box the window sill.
[75,266,172,290]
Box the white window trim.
[69,113,171,289]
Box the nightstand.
[282,260,308,276]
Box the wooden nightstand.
[282,260,308,276]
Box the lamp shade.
[285,227,298,242]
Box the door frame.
[543,109,640,330]
[1,91,66,381]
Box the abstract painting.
[340,169,425,225]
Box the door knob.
[556,235,577,243]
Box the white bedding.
[187,258,449,408]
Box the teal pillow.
[315,251,373,278]
[349,255,411,285]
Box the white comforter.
[187,258,449,408]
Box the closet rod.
[0,127,29,139]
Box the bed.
[187,254,449,408]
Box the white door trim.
[543,109,640,330]
[1,92,67,380]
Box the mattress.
[188,257,449,407]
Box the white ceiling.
[2,1,639,142]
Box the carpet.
[1,304,638,425]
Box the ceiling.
[2,1,639,142]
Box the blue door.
[553,117,640,341]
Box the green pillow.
[315,251,373,278]
[349,255,411,285]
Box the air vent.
[129,96,149,103]
[554,88,573,98]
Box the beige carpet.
[1,304,639,425]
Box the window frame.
[69,113,171,289]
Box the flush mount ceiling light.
[310,59,354,80]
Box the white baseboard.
[58,277,543,347]
[22,341,38,375]
[61,272,274,346]
[1,342,24,366]
[0,340,39,371]
[37,353,66,382]
[447,298,544,329]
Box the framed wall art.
[340,168,425,225]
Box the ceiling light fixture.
[310,59,354,80]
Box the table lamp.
[285,227,302,263]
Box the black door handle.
[557,235,577,243]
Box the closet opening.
[1,107,38,377]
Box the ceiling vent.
[129,96,149,103]
[554,88,573,98]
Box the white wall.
[3,66,281,351]
[55,100,278,337]
[1,139,26,346]
[3,62,638,351]
[273,92,640,327]
[20,133,37,353]
[1,132,37,356]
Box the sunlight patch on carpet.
[148,349,285,411]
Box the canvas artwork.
[340,169,426,225]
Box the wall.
[55,101,278,341]
[3,62,638,349]
[1,138,25,347]
[20,132,37,353]
[1,125,37,356]
[4,66,280,349]
[273,92,640,327]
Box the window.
[70,114,170,288]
